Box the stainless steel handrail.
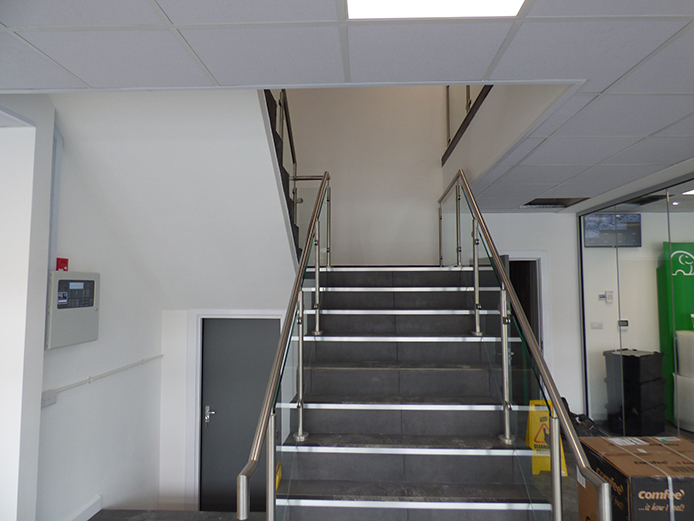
[452,169,612,521]
[237,171,330,520]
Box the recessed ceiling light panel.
[347,0,526,19]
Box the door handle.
[204,405,216,427]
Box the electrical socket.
[41,389,58,408]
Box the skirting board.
[68,495,102,521]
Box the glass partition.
[237,173,330,520]
[450,177,563,519]
[659,181,694,435]
[580,181,694,439]
[439,186,458,266]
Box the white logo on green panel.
[672,250,694,276]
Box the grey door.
[200,318,280,512]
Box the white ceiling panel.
[0,0,165,27]
[527,0,694,17]
[348,21,514,83]
[657,112,694,137]
[490,20,687,91]
[499,165,587,184]
[605,137,694,165]
[555,94,694,137]
[19,29,213,88]
[181,25,344,86]
[156,0,340,24]
[521,136,640,165]
[610,26,694,94]
[499,137,544,166]
[0,33,87,89]
[531,94,596,137]
[566,163,665,186]
[479,182,554,200]
[475,196,528,211]
[538,183,619,198]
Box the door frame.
[183,308,285,510]
[500,251,551,368]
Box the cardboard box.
[578,437,694,521]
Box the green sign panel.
[657,242,694,422]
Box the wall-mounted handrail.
[451,169,612,521]
[237,171,330,520]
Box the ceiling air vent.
[520,198,588,209]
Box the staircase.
[276,266,551,521]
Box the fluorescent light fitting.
[673,201,680,206]
[347,0,527,19]
[683,189,694,195]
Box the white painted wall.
[0,125,38,521]
[582,211,693,420]
[483,213,585,413]
[289,86,448,265]
[0,95,55,521]
[32,89,296,516]
[37,138,167,520]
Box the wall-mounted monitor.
[583,213,642,248]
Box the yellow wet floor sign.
[525,400,567,476]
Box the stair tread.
[278,480,548,504]
[286,433,527,451]
[304,394,500,405]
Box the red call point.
[56,258,69,271]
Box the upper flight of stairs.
[276,266,551,521]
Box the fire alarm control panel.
[46,271,100,350]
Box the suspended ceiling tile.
[610,26,694,94]
[348,21,514,83]
[527,0,694,17]
[567,163,665,185]
[181,25,344,86]
[539,183,620,198]
[521,136,640,165]
[554,94,694,137]
[19,29,213,88]
[0,33,87,90]
[489,19,687,91]
[657,112,694,137]
[0,0,165,27]
[157,0,339,24]
[499,137,545,166]
[500,165,588,184]
[604,137,694,165]
[474,196,527,211]
[531,94,597,137]
[479,182,554,200]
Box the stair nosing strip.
[306,266,495,272]
[302,287,501,292]
[275,499,551,511]
[304,309,500,315]
[279,446,534,457]
[276,402,536,412]
[303,335,521,342]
